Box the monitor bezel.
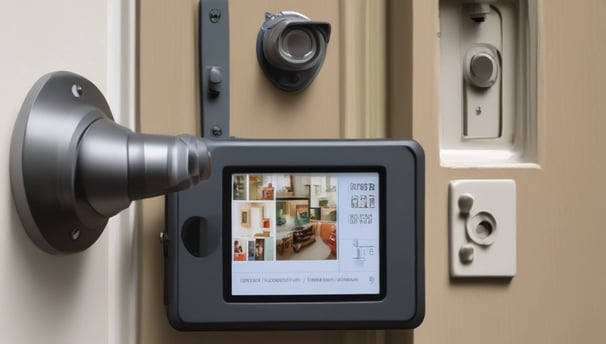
[222,166,387,303]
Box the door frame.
[106,0,138,343]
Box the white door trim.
[106,0,139,343]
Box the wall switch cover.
[449,179,516,278]
[439,0,538,167]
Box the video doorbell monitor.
[164,139,424,330]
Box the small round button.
[464,49,499,89]
[470,53,495,82]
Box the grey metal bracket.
[200,0,230,139]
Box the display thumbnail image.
[233,175,246,200]
[232,173,339,262]
[232,174,275,201]
[275,197,337,261]
[249,175,275,200]
[231,200,275,262]
[233,238,274,262]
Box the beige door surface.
[405,0,606,343]
[0,1,136,343]
[139,0,408,343]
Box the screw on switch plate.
[459,244,474,264]
[458,193,474,215]
[449,180,516,278]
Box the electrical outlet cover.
[449,180,516,277]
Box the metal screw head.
[209,9,221,23]
[211,126,222,137]
[71,228,80,241]
[71,84,83,98]
[459,244,475,264]
[458,193,474,215]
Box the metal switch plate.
[449,180,516,277]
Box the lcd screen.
[226,170,383,300]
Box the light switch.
[449,180,516,278]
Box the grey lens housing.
[257,12,331,92]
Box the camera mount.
[10,71,210,254]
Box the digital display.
[228,171,382,298]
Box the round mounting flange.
[10,71,113,254]
[466,211,498,246]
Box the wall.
[386,0,413,139]
[139,0,410,344]
[229,1,342,139]
[405,0,606,343]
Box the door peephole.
[257,11,331,92]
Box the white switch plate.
[439,0,538,167]
[449,180,516,277]
[461,5,503,139]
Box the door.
[138,0,412,343]
[0,1,136,343]
[391,0,606,343]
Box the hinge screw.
[209,9,221,23]
[211,126,222,137]
[71,228,80,241]
[72,84,83,98]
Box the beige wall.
[386,0,413,139]
[139,0,395,343]
[229,1,341,139]
[407,0,606,343]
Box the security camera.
[257,11,331,92]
